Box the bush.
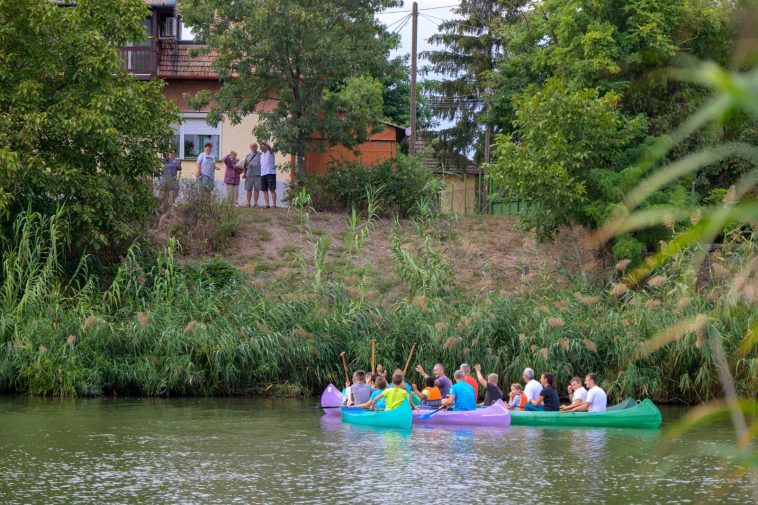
[296,154,441,217]
[169,182,241,255]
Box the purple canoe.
[412,400,511,427]
[320,383,343,416]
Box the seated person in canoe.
[365,372,375,389]
[561,373,607,413]
[524,372,560,412]
[412,376,442,408]
[508,383,528,410]
[523,367,543,403]
[415,363,453,398]
[474,364,503,406]
[559,376,587,411]
[459,363,479,399]
[347,370,372,406]
[356,375,387,410]
[368,373,418,411]
[441,370,477,411]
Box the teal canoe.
[340,401,412,429]
[509,398,662,429]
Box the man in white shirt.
[259,141,277,208]
[560,376,587,411]
[563,373,607,413]
[522,367,542,402]
[196,142,219,192]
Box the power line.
[376,4,459,15]
[385,12,411,31]
[392,13,412,34]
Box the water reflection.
[0,396,752,505]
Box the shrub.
[168,183,241,255]
[296,154,441,217]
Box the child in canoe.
[368,373,418,411]
[411,376,442,408]
[508,383,528,410]
[356,376,387,410]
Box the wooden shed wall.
[304,128,399,174]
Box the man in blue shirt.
[441,370,476,411]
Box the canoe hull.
[412,400,511,427]
[341,402,412,429]
[320,384,343,416]
[510,399,662,429]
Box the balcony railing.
[117,46,158,78]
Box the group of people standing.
[342,362,607,414]
[160,140,279,208]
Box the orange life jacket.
[424,386,442,401]
[511,393,527,410]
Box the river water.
[0,396,753,504]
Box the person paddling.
[473,364,503,406]
[525,372,560,412]
[560,376,587,411]
[441,370,476,411]
[562,373,607,413]
[368,373,417,411]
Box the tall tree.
[181,0,401,174]
[489,0,748,258]
[0,0,177,255]
[421,0,526,162]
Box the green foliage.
[487,0,751,246]
[422,0,526,160]
[0,0,178,255]
[180,0,400,172]
[1,209,754,400]
[169,184,241,255]
[380,55,434,130]
[299,154,442,217]
[489,78,647,240]
[184,257,245,289]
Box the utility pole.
[481,86,492,214]
[409,1,418,155]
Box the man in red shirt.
[460,363,479,400]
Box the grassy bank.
[1,209,755,401]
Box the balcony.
[118,46,158,79]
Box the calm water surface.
[0,396,753,504]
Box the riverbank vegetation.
[1,203,754,402]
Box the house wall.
[163,81,290,206]
[437,173,481,214]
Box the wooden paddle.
[402,342,417,377]
[371,338,376,375]
[340,351,349,384]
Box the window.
[179,19,197,42]
[171,113,221,160]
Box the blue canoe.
[340,401,412,429]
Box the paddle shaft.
[371,339,375,375]
[420,405,447,420]
[402,342,417,377]
[340,352,349,383]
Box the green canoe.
[341,401,412,429]
[509,398,662,429]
